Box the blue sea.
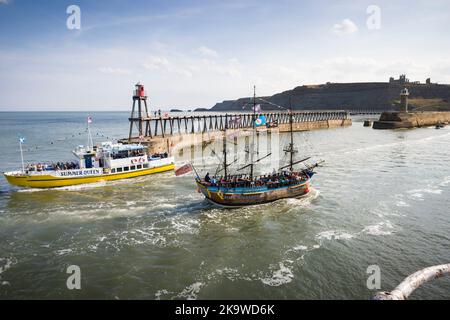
[1,112,450,299]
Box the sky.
[0,0,450,111]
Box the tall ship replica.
[4,84,175,189]
[195,87,321,207]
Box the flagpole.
[87,116,93,149]
[19,139,25,173]
[250,85,256,180]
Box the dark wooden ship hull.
[196,176,312,208]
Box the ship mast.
[223,114,228,180]
[289,97,294,171]
[250,85,256,180]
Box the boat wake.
[17,181,109,192]
[15,171,177,193]
[284,187,320,205]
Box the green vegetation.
[393,98,450,111]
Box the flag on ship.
[19,136,26,144]
[175,163,193,176]
[253,104,261,113]
[87,116,93,124]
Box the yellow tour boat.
[4,142,174,189]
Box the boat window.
[124,166,129,172]
[130,165,136,170]
[111,168,116,173]
[111,150,129,160]
[137,164,142,169]
[117,167,123,173]
[143,163,149,168]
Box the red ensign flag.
[175,163,193,176]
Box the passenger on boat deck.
[150,152,168,159]
[201,171,307,189]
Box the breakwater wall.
[126,118,351,155]
[373,111,450,129]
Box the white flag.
[253,104,261,113]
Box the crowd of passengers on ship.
[111,150,169,160]
[26,162,79,172]
[201,170,309,189]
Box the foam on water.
[260,262,294,287]
[214,267,241,281]
[41,206,149,222]
[282,188,320,208]
[17,181,109,193]
[155,289,172,300]
[396,200,410,207]
[54,248,73,256]
[0,257,16,275]
[407,187,442,202]
[176,282,204,300]
[316,230,355,242]
[292,245,308,251]
[314,220,396,245]
[439,176,450,187]
[361,221,394,236]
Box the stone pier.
[125,118,352,154]
[373,111,450,129]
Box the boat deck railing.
[199,178,309,194]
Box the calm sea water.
[0,111,449,299]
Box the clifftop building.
[390,74,410,84]
[389,74,434,85]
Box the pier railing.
[129,111,349,139]
[348,109,396,115]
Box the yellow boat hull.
[4,163,175,189]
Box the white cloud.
[331,19,358,36]
[98,67,131,75]
[142,56,171,71]
[141,50,243,79]
[142,55,193,77]
[199,58,241,78]
[0,0,9,4]
[196,46,219,58]
[319,57,378,73]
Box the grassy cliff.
[210,82,450,112]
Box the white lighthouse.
[400,88,409,113]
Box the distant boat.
[195,87,321,208]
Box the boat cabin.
[72,145,99,169]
